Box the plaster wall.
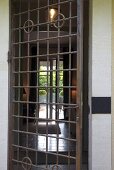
[92,0,111,97]
[112,0,114,169]
[92,114,111,170]
[91,0,112,169]
[0,1,9,170]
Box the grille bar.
[12,33,77,45]
[13,50,77,59]
[13,16,77,31]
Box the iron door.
[8,0,83,170]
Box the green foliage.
[59,90,63,96]
[39,89,47,96]
[38,64,63,93]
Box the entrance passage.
[9,0,86,170]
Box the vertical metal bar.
[76,0,83,169]
[17,1,21,169]
[35,0,39,167]
[26,0,30,159]
[56,0,61,166]
[50,60,53,119]
[46,0,50,167]
[68,0,72,168]
[55,59,58,120]
[12,3,17,168]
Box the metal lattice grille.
[9,0,83,170]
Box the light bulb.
[49,8,58,22]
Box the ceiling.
[13,0,77,30]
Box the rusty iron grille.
[9,0,83,169]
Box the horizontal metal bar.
[12,69,77,74]
[12,115,77,124]
[12,129,77,142]
[13,16,77,31]
[12,33,77,45]
[12,145,76,160]
[13,68,76,72]
[13,0,75,16]
[64,106,78,109]
[12,101,78,106]
[13,51,77,59]
[12,86,77,89]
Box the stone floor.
[13,121,88,169]
[13,164,88,170]
[13,104,88,170]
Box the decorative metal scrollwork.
[52,164,62,170]
[22,157,32,170]
[53,13,65,29]
[23,19,34,34]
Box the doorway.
[8,0,88,170]
[38,59,64,120]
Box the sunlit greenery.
[38,64,63,95]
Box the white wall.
[92,115,111,170]
[90,0,112,170]
[0,1,9,170]
[92,0,111,97]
